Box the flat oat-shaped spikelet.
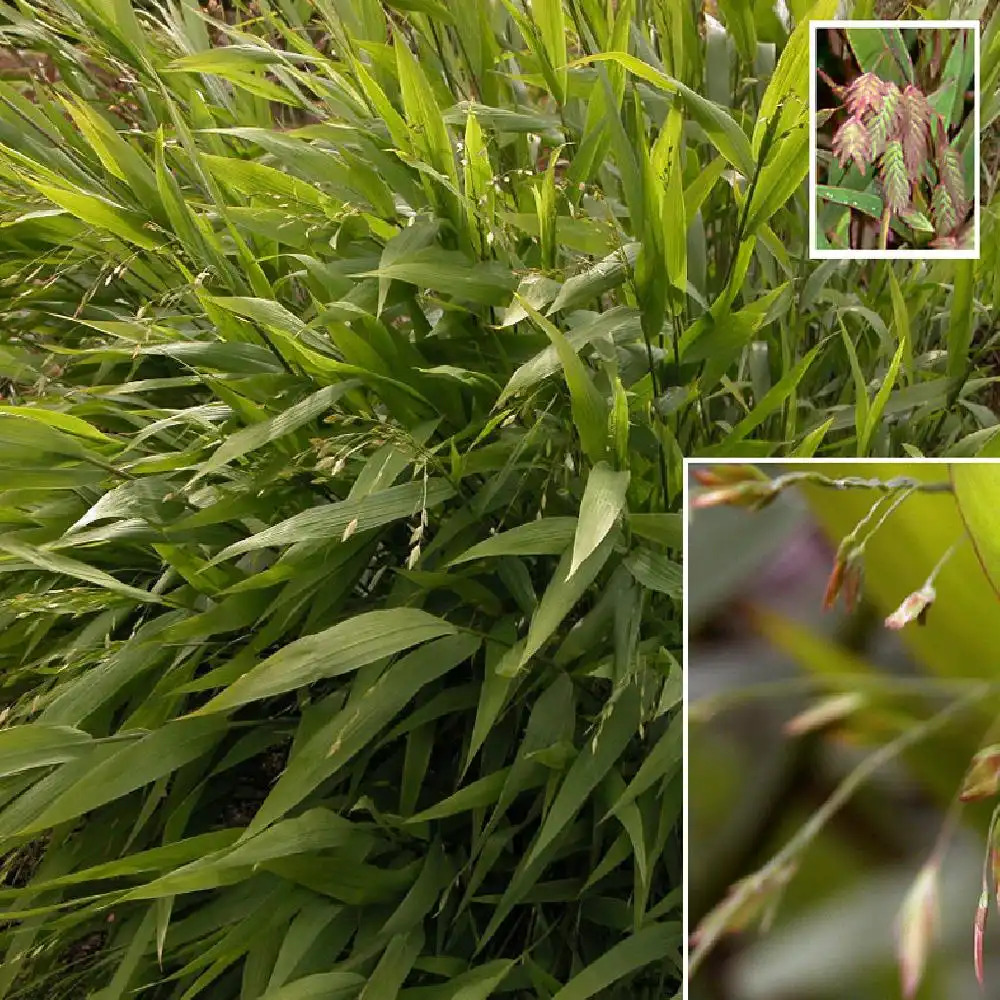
[880,139,909,213]
[832,114,873,172]
[898,85,931,177]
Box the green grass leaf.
[550,921,682,1000]
[947,259,975,380]
[195,609,458,714]
[575,52,755,176]
[570,463,630,579]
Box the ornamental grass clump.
[0,1,683,997]
[830,72,968,245]
[815,24,977,252]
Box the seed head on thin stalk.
[823,486,915,613]
[896,781,966,999]
[690,466,952,515]
[897,859,939,999]
[975,804,1000,986]
[884,534,966,631]
[689,684,990,979]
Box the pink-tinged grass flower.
[690,479,778,510]
[692,464,769,488]
[689,858,798,959]
[973,804,1000,986]
[784,692,866,738]
[821,556,844,611]
[885,584,935,630]
[976,887,989,987]
[896,862,939,998]
[960,745,1000,802]
[691,466,777,509]
[822,549,864,613]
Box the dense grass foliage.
[0,1,684,998]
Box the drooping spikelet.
[845,72,889,119]
[867,82,901,157]
[931,183,957,234]
[936,141,966,219]
[880,139,909,213]
[898,85,931,177]
[832,115,873,173]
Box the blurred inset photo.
[810,21,979,257]
[686,461,1000,1000]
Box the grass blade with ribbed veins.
[448,517,578,564]
[570,463,629,579]
[550,921,682,1000]
[194,609,458,714]
[948,260,975,379]
[211,479,457,562]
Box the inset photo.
[686,461,1000,999]
[809,21,980,258]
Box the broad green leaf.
[393,25,458,187]
[951,465,1000,600]
[839,322,869,447]
[518,531,617,671]
[717,0,756,63]
[887,266,914,384]
[0,538,167,605]
[548,242,639,315]
[0,406,112,444]
[716,342,825,449]
[0,716,226,841]
[575,52,755,176]
[524,682,641,868]
[606,712,682,816]
[517,297,608,464]
[623,548,682,598]
[358,928,423,1000]
[200,154,332,209]
[448,517,578,564]
[260,973,366,1000]
[847,24,914,85]
[406,766,544,823]
[860,336,906,456]
[360,250,517,305]
[0,832,240,897]
[26,182,159,250]
[195,609,458,714]
[124,809,359,899]
[569,463,629,579]
[948,259,975,379]
[167,46,300,74]
[500,309,640,400]
[550,921,682,1000]
[432,960,514,1000]
[816,184,884,220]
[191,382,360,484]
[212,479,456,561]
[753,0,840,156]
[628,513,682,548]
[0,725,94,778]
[248,634,480,832]
[533,0,568,103]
